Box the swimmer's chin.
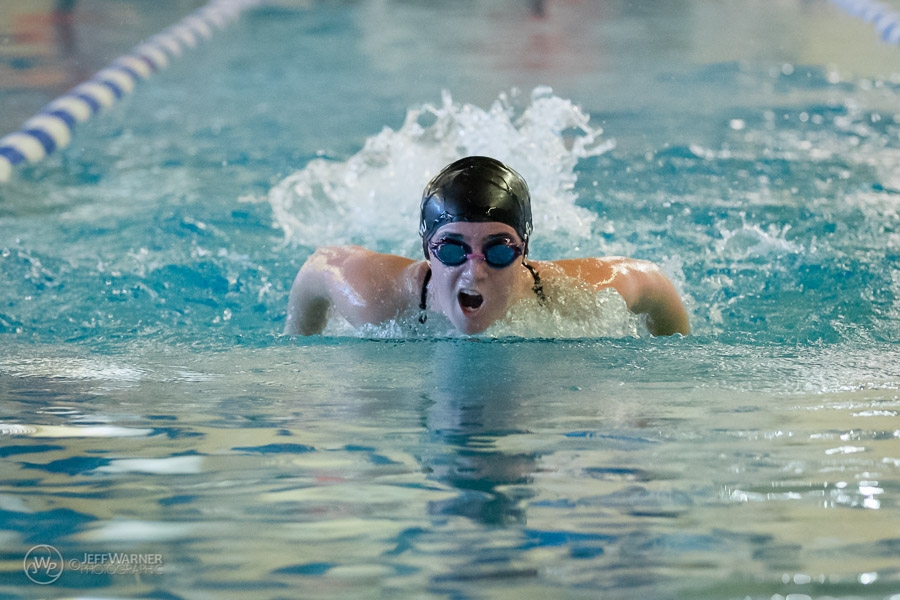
[451,310,495,335]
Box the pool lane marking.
[0,0,262,184]
[829,0,900,44]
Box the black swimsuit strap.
[418,268,432,324]
[523,262,547,304]
[419,267,432,311]
[418,262,544,323]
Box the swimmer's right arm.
[551,257,690,336]
[284,249,338,335]
[283,247,418,336]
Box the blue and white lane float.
[829,0,900,44]
[0,0,262,184]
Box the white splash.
[717,221,803,258]
[268,87,613,256]
[487,285,641,339]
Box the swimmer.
[284,156,690,336]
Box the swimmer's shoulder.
[322,246,427,308]
[529,257,622,287]
[310,245,415,272]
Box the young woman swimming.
[284,156,690,336]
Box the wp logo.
[23,545,64,585]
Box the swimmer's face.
[426,222,531,334]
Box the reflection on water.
[2,342,900,598]
[423,342,541,527]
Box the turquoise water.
[2,1,900,598]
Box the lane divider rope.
[829,0,900,45]
[0,0,262,184]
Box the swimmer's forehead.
[432,222,521,242]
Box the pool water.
[2,0,900,598]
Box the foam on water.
[717,220,804,258]
[321,284,641,340]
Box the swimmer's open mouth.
[458,290,483,311]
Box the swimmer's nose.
[461,254,490,279]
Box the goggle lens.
[484,243,518,266]
[433,242,468,266]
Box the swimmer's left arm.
[555,257,690,336]
[605,258,690,336]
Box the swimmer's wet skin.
[284,156,690,337]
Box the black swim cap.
[419,156,532,258]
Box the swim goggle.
[428,238,524,268]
